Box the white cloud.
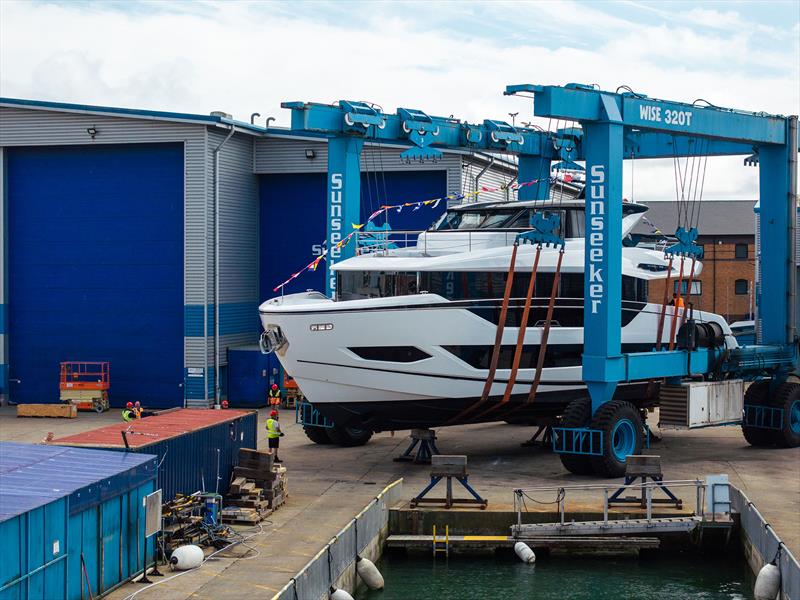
[1,0,797,202]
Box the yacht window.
[477,210,519,229]
[567,210,585,238]
[435,211,486,230]
[350,346,431,363]
[507,209,565,237]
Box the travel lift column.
[582,97,625,414]
[326,136,364,298]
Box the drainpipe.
[474,155,495,196]
[213,125,236,408]
[786,116,797,344]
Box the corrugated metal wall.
[254,137,461,195]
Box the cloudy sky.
[2,0,798,201]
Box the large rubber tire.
[589,400,644,478]
[772,382,800,448]
[326,426,373,447]
[558,398,595,475]
[741,381,775,447]
[303,425,333,445]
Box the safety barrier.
[272,479,404,600]
[731,487,799,600]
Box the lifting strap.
[446,242,519,424]
[680,257,697,328]
[655,256,674,351]
[494,249,564,420]
[668,255,686,350]
[527,249,564,403]
[471,246,542,422]
[502,247,542,403]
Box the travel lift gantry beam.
[505,83,798,476]
[281,99,579,296]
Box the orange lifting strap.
[668,255,686,350]
[679,257,697,328]
[499,249,565,420]
[446,242,519,425]
[655,256,674,351]
[471,246,543,422]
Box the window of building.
[674,280,702,295]
[734,279,749,295]
[735,243,748,259]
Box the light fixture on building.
[86,126,98,139]
[305,149,316,160]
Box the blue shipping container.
[0,442,158,600]
[52,409,258,500]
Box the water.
[357,550,754,600]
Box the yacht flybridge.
[259,199,736,446]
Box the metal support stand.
[394,428,440,464]
[521,422,554,449]
[410,455,488,509]
[607,456,682,509]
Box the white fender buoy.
[514,541,536,564]
[356,555,385,590]
[329,586,355,600]
[753,563,780,600]
[169,545,204,570]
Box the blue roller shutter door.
[7,143,184,407]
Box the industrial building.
[635,200,800,324]
[0,98,515,409]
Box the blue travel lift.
[282,84,798,476]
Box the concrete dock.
[1,405,797,598]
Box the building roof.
[0,442,156,520]
[0,96,268,134]
[633,200,756,237]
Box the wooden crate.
[17,404,78,419]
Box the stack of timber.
[161,494,209,553]
[222,448,288,524]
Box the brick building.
[634,200,757,323]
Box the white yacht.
[259,198,736,445]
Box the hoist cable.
[446,242,520,424]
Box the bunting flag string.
[273,175,557,292]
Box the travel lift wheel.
[326,425,373,447]
[558,398,595,476]
[772,382,800,448]
[741,380,775,447]
[589,400,645,478]
[303,425,333,445]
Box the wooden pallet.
[17,404,77,418]
[223,448,288,523]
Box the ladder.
[432,525,449,557]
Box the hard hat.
[271,384,278,391]
[126,402,133,408]
[134,401,141,407]
[221,400,229,408]
[270,410,279,418]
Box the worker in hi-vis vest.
[122,402,134,422]
[268,383,282,410]
[266,410,284,463]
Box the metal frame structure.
[281,84,798,471]
[505,83,798,413]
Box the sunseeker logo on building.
[329,172,343,292]
[588,165,605,314]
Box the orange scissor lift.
[59,361,110,413]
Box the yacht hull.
[258,292,731,431]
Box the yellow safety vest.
[266,418,281,439]
[122,409,134,422]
